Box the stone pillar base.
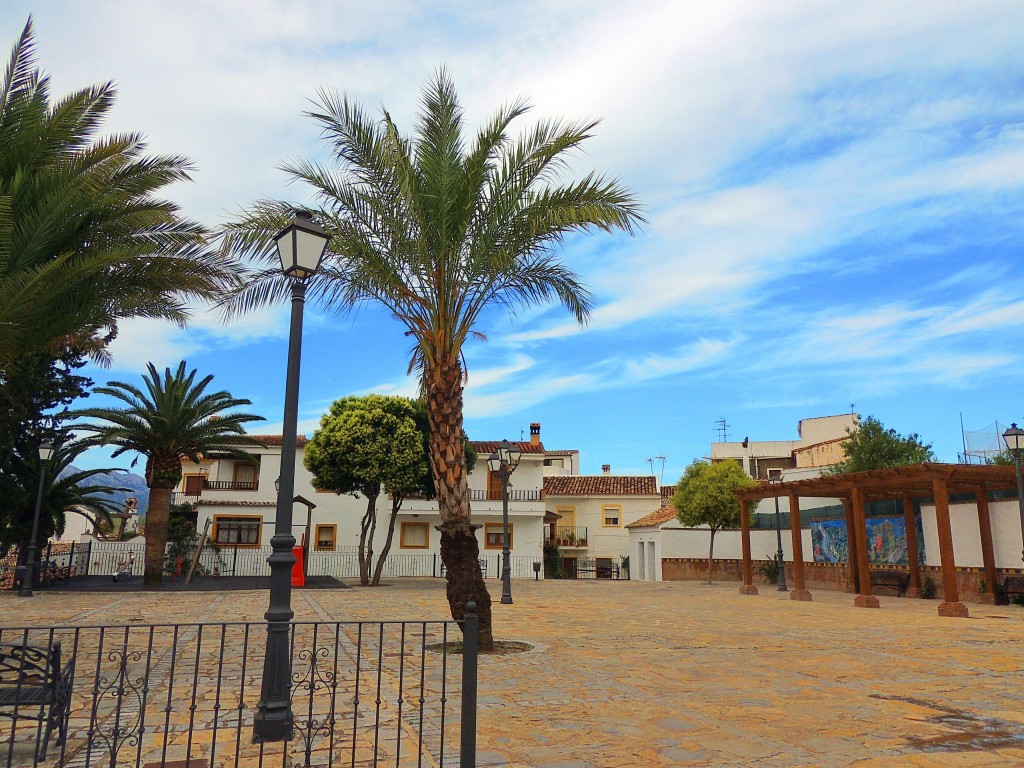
[739,584,759,595]
[938,601,969,618]
[978,592,996,605]
[905,587,921,599]
[854,594,880,608]
[790,589,812,602]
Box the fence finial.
[465,601,477,617]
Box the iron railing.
[202,480,259,491]
[470,489,541,502]
[0,609,479,768]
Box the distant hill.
[62,465,150,517]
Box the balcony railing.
[470,489,542,502]
[202,479,259,491]
[546,526,588,548]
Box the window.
[212,515,262,546]
[484,523,513,550]
[767,468,783,481]
[314,524,336,551]
[183,474,205,496]
[602,505,621,527]
[232,462,258,487]
[544,457,564,468]
[400,522,429,549]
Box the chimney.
[530,422,541,446]
[602,464,611,475]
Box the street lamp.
[770,476,787,592]
[1002,423,1024,567]
[253,210,330,743]
[19,440,54,598]
[487,439,522,605]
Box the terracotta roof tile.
[543,475,658,496]
[470,440,546,455]
[625,505,677,529]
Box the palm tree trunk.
[427,356,493,650]
[144,484,173,585]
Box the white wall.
[920,499,1023,569]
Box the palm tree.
[1,442,125,556]
[0,18,236,370]
[71,362,265,585]
[220,71,642,648]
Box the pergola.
[733,463,1018,618]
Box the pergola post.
[852,487,879,608]
[788,493,811,601]
[739,498,758,595]
[932,477,968,618]
[842,498,859,593]
[975,486,998,606]
[902,495,922,598]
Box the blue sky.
[5,1,1024,482]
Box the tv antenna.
[714,418,729,442]
[646,455,667,485]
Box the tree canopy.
[673,459,757,583]
[0,19,236,368]
[828,416,935,474]
[71,362,264,584]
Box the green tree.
[70,362,265,585]
[828,416,935,474]
[0,18,235,369]
[0,349,92,550]
[305,395,426,586]
[672,460,757,584]
[220,72,642,648]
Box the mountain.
[62,465,150,517]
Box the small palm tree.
[0,18,236,370]
[220,71,643,647]
[2,442,126,553]
[72,362,265,584]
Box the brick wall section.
[661,558,1024,604]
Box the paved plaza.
[2,577,1023,767]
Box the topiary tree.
[304,395,426,586]
[672,459,758,584]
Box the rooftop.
[544,475,658,496]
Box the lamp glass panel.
[1004,426,1024,452]
[275,229,294,274]
[507,444,523,468]
[38,442,54,461]
[487,454,502,473]
[293,226,328,274]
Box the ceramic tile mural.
[811,516,925,565]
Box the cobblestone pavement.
[2,578,1023,767]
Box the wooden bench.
[1000,575,1024,604]
[0,642,75,759]
[869,569,910,597]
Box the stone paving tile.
[3,578,1023,767]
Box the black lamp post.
[253,210,330,743]
[1002,423,1024,567]
[771,477,787,592]
[19,440,54,598]
[487,439,522,605]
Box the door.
[557,508,575,542]
[487,470,503,500]
[184,474,204,497]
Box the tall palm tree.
[71,362,265,585]
[220,72,643,648]
[0,18,236,370]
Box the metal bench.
[0,642,75,760]
[869,569,910,596]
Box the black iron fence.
[0,609,479,768]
